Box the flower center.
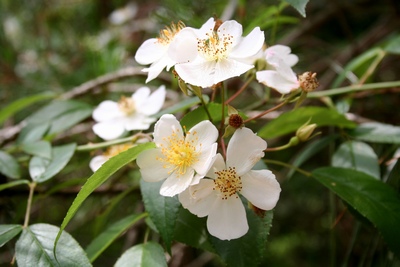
[158,128,200,176]
[213,167,242,199]
[157,21,186,45]
[104,143,133,157]
[118,96,136,115]
[197,29,233,61]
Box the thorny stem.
[243,99,288,124]
[224,76,254,105]
[264,159,311,177]
[76,133,152,151]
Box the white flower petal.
[230,27,264,59]
[217,20,243,47]
[142,55,173,83]
[137,148,171,182]
[92,121,126,140]
[256,70,299,94]
[187,120,218,148]
[192,143,218,176]
[153,114,183,147]
[265,45,298,67]
[179,179,216,217]
[139,85,166,115]
[135,38,167,65]
[89,155,109,172]
[207,196,248,240]
[168,28,198,63]
[160,168,195,196]
[92,101,123,122]
[132,87,150,108]
[174,61,216,88]
[197,17,216,37]
[213,58,253,85]
[227,127,267,176]
[205,153,226,179]
[241,170,281,210]
[123,115,155,131]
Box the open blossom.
[179,127,281,240]
[137,114,218,197]
[256,45,300,94]
[135,21,185,83]
[169,18,264,88]
[92,86,166,140]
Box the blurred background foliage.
[1,0,400,266]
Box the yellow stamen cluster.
[197,28,233,61]
[157,21,186,45]
[157,129,200,176]
[118,96,136,115]
[213,167,242,200]
[104,144,133,157]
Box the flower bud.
[299,71,319,92]
[296,121,317,142]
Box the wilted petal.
[137,148,171,182]
[241,170,281,210]
[92,121,126,140]
[179,179,216,217]
[92,101,123,122]
[207,196,248,240]
[226,128,267,176]
[160,168,195,196]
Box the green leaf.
[0,224,23,247]
[21,140,52,159]
[0,150,21,179]
[312,167,400,257]
[140,179,181,254]
[288,135,338,178]
[56,143,155,249]
[25,100,92,137]
[17,122,50,144]
[0,180,29,192]
[384,35,400,55]
[0,92,55,125]
[29,143,76,183]
[258,107,356,139]
[16,223,91,267]
[210,207,274,267]
[349,122,400,144]
[180,102,225,130]
[86,213,147,263]
[332,141,380,179]
[283,0,309,17]
[174,207,213,252]
[114,242,167,267]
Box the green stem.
[307,80,400,98]
[76,133,151,151]
[23,182,36,228]
[264,159,311,177]
[358,50,386,85]
[198,93,212,122]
